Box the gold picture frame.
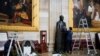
[0,0,39,31]
[68,0,100,32]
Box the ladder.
[7,36,23,56]
[72,16,97,55]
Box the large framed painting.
[68,0,100,32]
[0,0,39,31]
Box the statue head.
[59,15,64,21]
[69,27,72,31]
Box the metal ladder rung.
[79,24,84,25]
[87,38,91,41]
[74,43,79,45]
[73,47,79,49]
[87,40,92,43]
[83,23,88,25]
[88,45,93,47]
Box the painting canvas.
[69,0,100,31]
[0,0,32,26]
[0,0,39,31]
[73,0,100,28]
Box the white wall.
[7,32,39,41]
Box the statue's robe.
[54,20,67,53]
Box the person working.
[66,27,73,54]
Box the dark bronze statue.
[54,15,67,53]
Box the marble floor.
[40,52,86,56]
[40,50,100,56]
[40,53,86,56]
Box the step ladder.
[72,16,97,55]
[7,34,23,56]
